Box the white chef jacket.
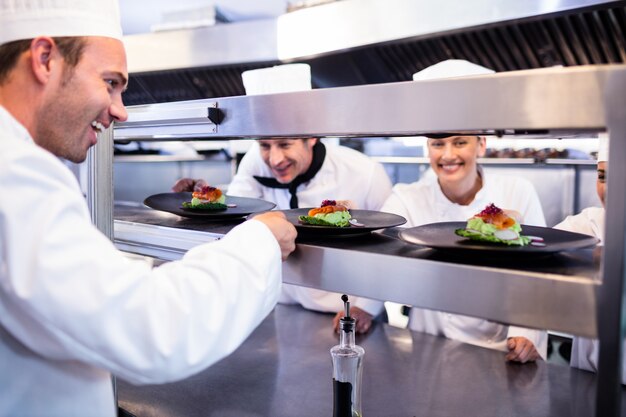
[381,169,549,358]
[0,106,282,417]
[228,142,393,315]
[555,207,626,382]
[556,207,605,245]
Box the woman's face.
[597,161,607,207]
[427,136,486,186]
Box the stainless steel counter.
[117,304,626,417]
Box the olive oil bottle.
[330,295,364,417]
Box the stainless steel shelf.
[374,156,599,166]
[114,65,619,141]
[373,156,539,165]
[283,233,599,338]
[114,155,204,163]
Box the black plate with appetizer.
[281,205,406,238]
[399,221,599,256]
[144,192,276,219]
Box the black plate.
[399,221,599,255]
[281,208,406,238]
[144,192,276,219]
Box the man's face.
[597,161,607,207]
[35,37,128,163]
[427,136,486,185]
[258,138,316,184]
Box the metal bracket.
[207,102,224,132]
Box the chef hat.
[412,59,494,81]
[598,133,609,162]
[242,63,311,96]
[0,0,123,46]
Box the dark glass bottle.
[330,295,364,417]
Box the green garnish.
[182,196,227,210]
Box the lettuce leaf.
[455,228,530,246]
[298,214,351,227]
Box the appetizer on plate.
[182,185,227,210]
[299,200,352,227]
[455,203,531,246]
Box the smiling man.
[173,64,393,333]
[227,132,393,334]
[0,1,297,415]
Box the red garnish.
[478,203,503,217]
[199,185,217,193]
[192,185,222,202]
[321,199,336,207]
[474,203,514,229]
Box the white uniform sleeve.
[554,208,603,239]
[554,215,585,233]
[226,145,265,198]
[517,180,547,227]
[1,151,282,385]
[361,162,393,211]
[380,188,413,226]
[351,297,385,316]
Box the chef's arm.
[224,144,265,198]
[3,150,297,386]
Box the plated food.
[181,185,227,210]
[454,203,533,246]
[298,200,352,227]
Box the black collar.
[253,141,326,208]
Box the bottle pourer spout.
[341,294,350,319]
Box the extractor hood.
[122,0,626,105]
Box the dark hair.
[0,37,87,85]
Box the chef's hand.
[171,178,208,192]
[505,337,541,363]
[333,306,373,334]
[252,211,297,261]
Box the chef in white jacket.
[173,64,392,333]
[380,60,548,363]
[0,2,296,416]
[554,134,626,382]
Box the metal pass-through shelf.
[99,64,626,415]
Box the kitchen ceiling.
[119,0,288,34]
[120,0,626,106]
